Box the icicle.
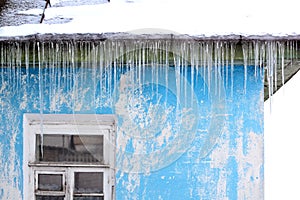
[73,41,79,113]
[253,41,259,78]
[8,43,13,91]
[266,42,272,97]
[259,42,266,78]
[206,42,212,94]
[68,41,73,111]
[106,41,112,107]
[196,41,200,98]
[1,43,3,85]
[16,42,22,93]
[94,42,99,107]
[296,41,298,63]
[273,42,278,90]
[97,42,102,108]
[111,41,117,106]
[89,41,94,108]
[113,40,118,102]
[200,42,206,94]
[225,42,229,90]
[289,41,293,68]
[164,40,169,106]
[65,42,70,94]
[137,41,142,92]
[214,41,218,96]
[279,41,285,87]
[183,42,188,105]
[142,40,146,91]
[266,41,275,109]
[48,42,53,111]
[190,42,195,107]
[218,41,224,98]
[37,42,44,159]
[174,43,181,109]
[155,41,159,96]
[79,41,84,91]
[242,42,248,95]
[248,42,253,67]
[230,42,236,98]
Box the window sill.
[28,162,111,168]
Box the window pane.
[74,172,103,194]
[35,196,64,200]
[38,174,63,191]
[36,135,103,163]
[73,197,104,200]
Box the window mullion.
[24,114,116,200]
[66,168,74,200]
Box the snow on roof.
[1,0,300,39]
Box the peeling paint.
[0,40,264,200]
[115,68,199,174]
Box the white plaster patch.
[209,117,263,199]
[0,109,22,199]
[115,68,199,173]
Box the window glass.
[36,135,104,163]
[74,172,104,194]
[73,197,104,200]
[38,174,63,191]
[35,196,65,200]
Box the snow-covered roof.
[1,0,300,39]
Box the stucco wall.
[0,40,264,199]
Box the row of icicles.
[0,39,299,102]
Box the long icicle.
[242,42,248,95]
[37,42,44,159]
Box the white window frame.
[34,169,66,197]
[23,114,116,200]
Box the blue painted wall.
[0,41,264,199]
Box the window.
[23,114,116,200]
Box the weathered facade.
[0,38,264,199]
